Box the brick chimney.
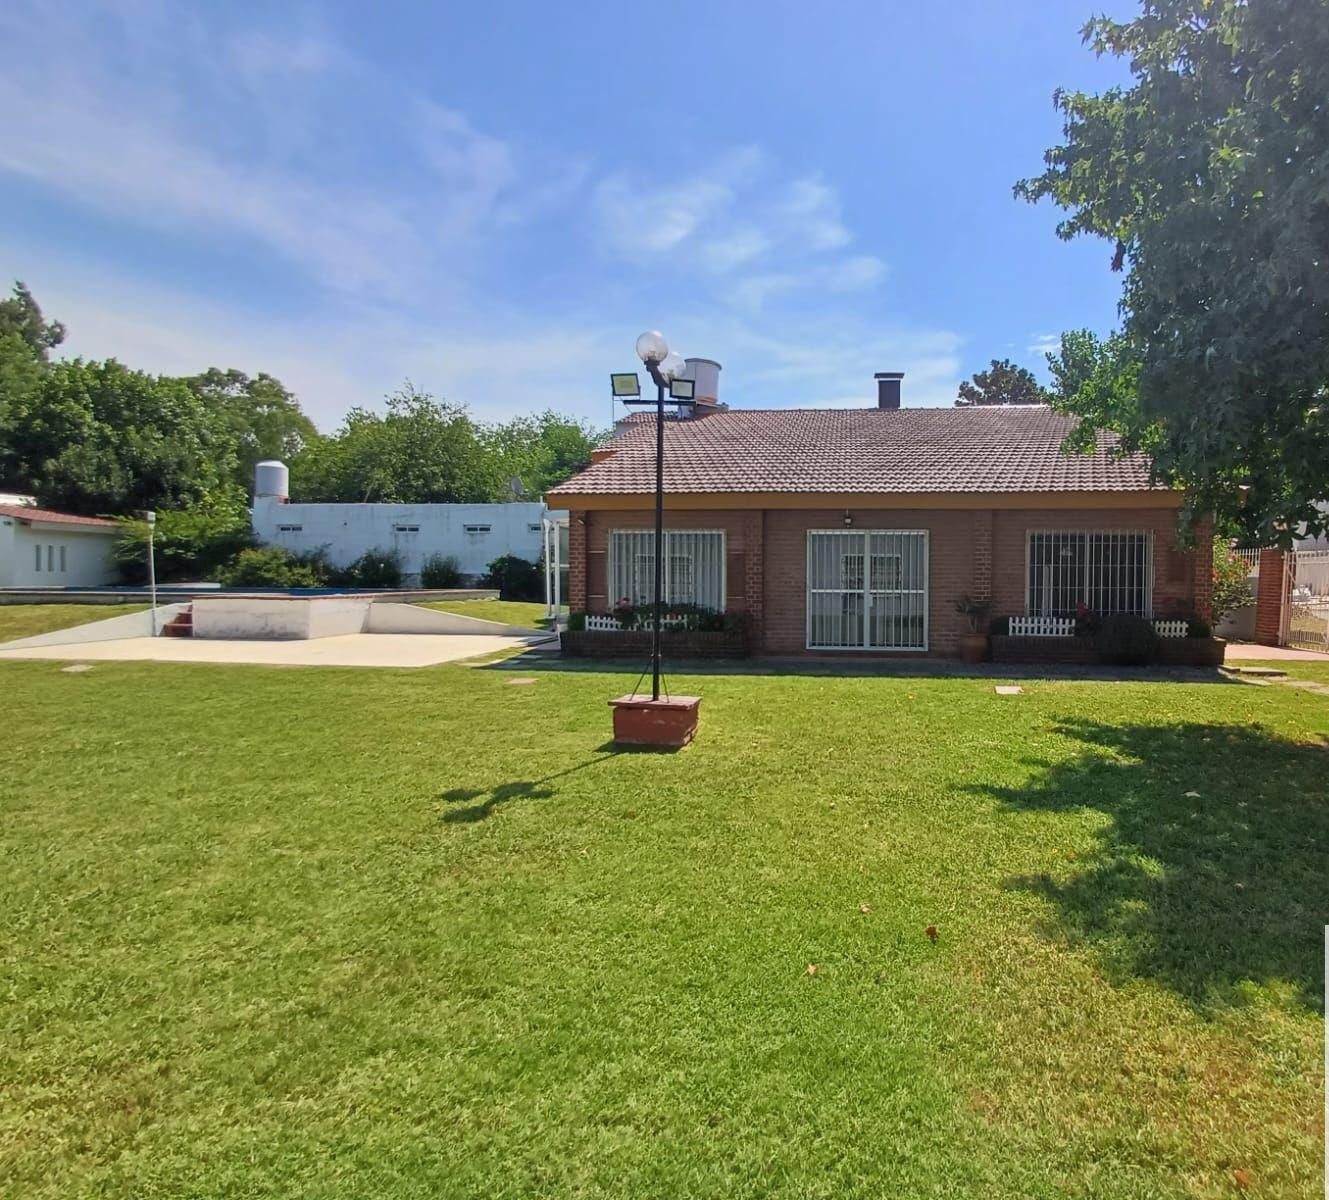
[875,371,904,409]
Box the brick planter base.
[991,635,1227,667]
[609,695,701,748]
[562,630,747,658]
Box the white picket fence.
[583,613,688,632]
[1008,616,1076,637]
[1007,615,1190,638]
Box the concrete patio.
[0,631,555,669]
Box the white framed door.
[806,530,928,650]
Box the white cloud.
[774,177,851,252]
[591,150,883,312]
[1027,332,1061,355]
[0,3,535,296]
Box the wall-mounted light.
[843,510,853,527]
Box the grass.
[416,596,551,628]
[1,656,1325,1198]
[0,603,146,643]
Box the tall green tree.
[955,358,1049,407]
[483,411,601,498]
[0,281,65,357]
[8,359,239,515]
[1017,0,1329,542]
[0,282,66,487]
[187,368,319,494]
[288,383,498,503]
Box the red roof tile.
[0,503,121,528]
[548,406,1161,497]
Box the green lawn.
[1,657,1325,1198]
[0,602,147,643]
[416,597,551,628]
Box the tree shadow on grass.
[978,719,1329,1014]
[439,748,623,823]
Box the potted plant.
[955,595,992,663]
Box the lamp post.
[612,332,694,700]
[605,334,701,748]
[144,510,158,635]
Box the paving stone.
[994,685,1023,695]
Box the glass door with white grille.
[807,530,928,650]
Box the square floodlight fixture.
[610,372,641,400]
[668,377,696,401]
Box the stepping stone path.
[60,664,94,673]
[994,685,1023,695]
[508,678,538,686]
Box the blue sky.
[0,0,1132,431]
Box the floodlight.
[610,372,641,399]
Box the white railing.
[583,613,688,632]
[1233,547,1262,577]
[1008,616,1076,637]
[1006,615,1190,638]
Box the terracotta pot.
[958,632,989,664]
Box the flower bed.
[991,635,1226,667]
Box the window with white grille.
[608,530,725,610]
[807,530,928,650]
[1027,531,1153,616]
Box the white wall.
[192,595,371,640]
[251,498,565,582]
[0,520,118,587]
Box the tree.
[288,383,498,503]
[955,358,1049,407]
[0,281,65,358]
[1017,0,1329,544]
[7,358,239,514]
[0,281,65,488]
[186,369,318,495]
[482,411,601,497]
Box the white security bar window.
[807,530,928,650]
[608,530,725,610]
[1027,531,1153,616]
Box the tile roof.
[0,503,121,528]
[548,406,1160,496]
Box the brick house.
[548,370,1212,659]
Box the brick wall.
[568,510,587,611]
[1254,547,1288,645]
[991,508,1199,617]
[574,502,1205,658]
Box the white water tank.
[254,459,289,501]
[683,358,721,404]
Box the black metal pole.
[652,377,664,701]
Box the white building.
[250,461,565,585]
[0,500,121,587]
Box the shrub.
[113,501,253,583]
[567,611,587,632]
[1187,615,1213,638]
[331,548,403,589]
[484,554,543,601]
[217,546,329,589]
[1212,540,1253,622]
[420,553,464,588]
[1094,613,1160,665]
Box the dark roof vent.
[874,372,904,410]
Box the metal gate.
[1282,549,1329,651]
[806,530,928,650]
